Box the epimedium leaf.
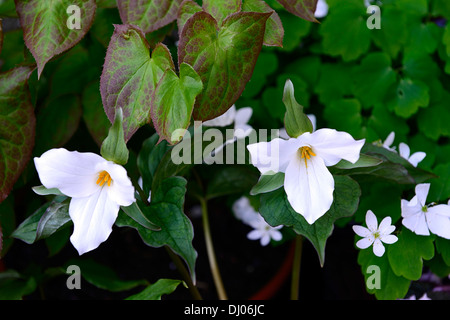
[276,0,318,23]
[202,0,241,26]
[178,11,271,121]
[177,0,202,37]
[117,0,183,34]
[116,176,197,283]
[14,0,96,78]
[259,175,361,266]
[126,278,185,300]
[100,25,175,141]
[150,62,203,145]
[0,66,36,204]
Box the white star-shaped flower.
[247,128,365,224]
[398,142,426,167]
[34,148,135,255]
[401,183,450,239]
[353,210,398,257]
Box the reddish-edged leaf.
[0,19,3,55]
[202,0,241,25]
[14,0,96,78]
[0,66,36,203]
[117,0,183,34]
[177,0,202,36]
[178,11,271,121]
[276,0,318,23]
[100,25,175,141]
[242,0,284,47]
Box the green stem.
[165,246,202,300]
[200,198,228,300]
[290,235,303,300]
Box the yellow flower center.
[97,171,113,187]
[299,146,316,167]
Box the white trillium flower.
[401,183,450,239]
[353,210,398,257]
[34,148,135,255]
[232,196,283,246]
[398,142,426,167]
[247,128,365,224]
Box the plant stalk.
[290,235,303,300]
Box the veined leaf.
[202,0,241,25]
[100,25,175,141]
[178,11,271,121]
[276,0,318,22]
[0,66,36,203]
[177,0,202,36]
[15,0,96,78]
[126,278,184,300]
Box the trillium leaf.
[388,228,435,281]
[0,66,36,204]
[259,175,361,266]
[333,154,382,170]
[283,79,313,138]
[150,62,203,145]
[100,25,175,141]
[276,0,318,23]
[126,278,185,300]
[116,176,197,283]
[117,0,183,34]
[121,201,160,231]
[178,11,271,121]
[250,171,285,196]
[14,0,97,78]
[202,0,241,26]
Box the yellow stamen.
[299,146,316,168]
[96,171,112,187]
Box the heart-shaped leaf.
[15,0,96,78]
[276,0,318,23]
[100,25,175,141]
[0,66,36,203]
[202,0,241,25]
[117,0,182,34]
[150,62,203,145]
[178,11,271,121]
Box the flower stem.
[165,246,202,300]
[290,235,303,300]
[200,198,228,300]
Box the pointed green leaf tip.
[283,79,313,138]
[100,108,129,165]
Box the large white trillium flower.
[401,183,450,239]
[247,129,365,224]
[352,210,398,257]
[34,148,135,255]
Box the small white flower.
[232,196,283,246]
[34,148,135,255]
[380,131,396,152]
[353,210,398,257]
[398,142,426,167]
[401,183,450,239]
[247,128,365,224]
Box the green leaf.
[126,278,185,300]
[428,163,450,203]
[388,228,434,281]
[66,258,148,292]
[177,0,202,36]
[242,0,284,47]
[100,25,175,141]
[250,171,285,196]
[282,79,313,138]
[319,1,371,61]
[100,107,129,165]
[323,98,362,138]
[259,175,361,266]
[417,95,450,141]
[435,237,450,267]
[117,0,182,33]
[15,0,96,78]
[391,78,429,118]
[0,270,37,300]
[121,201,160,231]
[333,154,382,170]
[150,62,203,145]
[0,66,36,203]
[276,0,318,22]
[178,11,271,121]
[202,0,241,25]
[116,176,197,282]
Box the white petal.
[373,239,386,257]
[202,105,236,127]
[352,225,371,238]
[69,187,120,255]
[401,199,422,218]
[428,204,450,217]
[232,197,259,225]
[99,161,135,207]
[415,183,430,207]
[247,138,300,174]
[426,206,450,239]
[314,0,328,18]
[234,107,253,126]
[356,237,374,249]
[247,230,262,241]
[378,216,394,234]
[398,142,410,159]
[269,229,283,242]
[381,234,398,244]
[284,153,335,224]
[34,148,103,198]
[408,152,426,167]
[260,234,271,246]
[402,211,430,236]
[365,210,378,233]
[305,129,365,166]
[383,132,395,149]
[234,124,253,139]
[307,114,317,131]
